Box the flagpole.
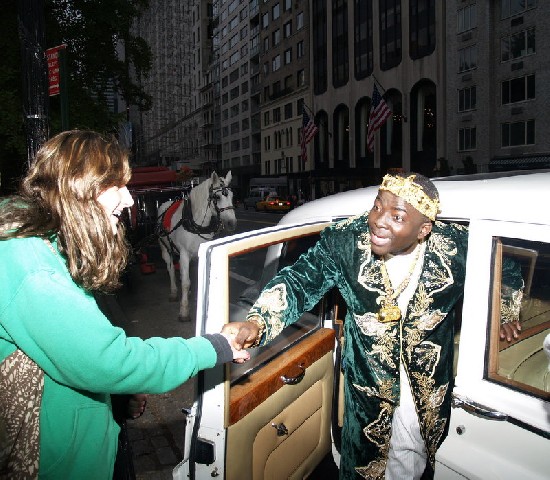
[371,75,387,94]
[303,103,315,115]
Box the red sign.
[46,45,66,96]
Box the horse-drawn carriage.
[125,167,236,321]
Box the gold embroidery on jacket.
[252,283,288,340]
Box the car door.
[173,220,341,480]
[435,219,550,479]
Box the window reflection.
[228,233,322,382]
[489,237,550,398]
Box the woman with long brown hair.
[0,130,248,479]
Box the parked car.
[243,189,277,209]
[174,170,550,480]
[255,195,292,212]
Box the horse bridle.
[208,181,235,216]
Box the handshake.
[220,317,265,364]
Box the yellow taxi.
[255,195,292,212]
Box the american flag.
[301,107,319,163]
[367,84,392,152]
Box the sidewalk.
[107,248,198,479]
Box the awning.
[128,167,178,187]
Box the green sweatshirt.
[0,236,220,479]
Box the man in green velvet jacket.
[226,173,523,479]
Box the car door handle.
[452,393,508,421]
[280,363,305,385]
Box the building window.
[501,28,536,62]
[502,74,535,104]
[262,12,269,29]
[284,74,293,89]
[459,127,477,151]
[263,61,269,75]
[297,98,304,116]
[241,99,249,111]
[272,29,281,46]
[242,118,250,131]
[312,0,328,95]
[230,86,239,100]
[354,0,373,80]
[264,111,270,126]
[501,0,536,19]
[263,36,269,53]
[297,40,304,58]
[273,107,281,122]
[284,48,292,65]
[272,3,280,20]
[380,0,402,70]
[272,54,281,71]
[284,20,292,38]
[458,85,476,112]
[284,0,292,11]
[264,135,271,150]
[501,120,535,147]
[231,121,240,134]
[458,3,476,33]
[297,11,304,29]
[297,69,305,86]
[284,102,293,119]
[409,0,435,59]
[458,44,477,72]
[332,0,349,87]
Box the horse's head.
[209,171,236,233]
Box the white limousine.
[174,170,550,480]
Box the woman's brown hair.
[0,130,132,291]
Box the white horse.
[157,171,236,321]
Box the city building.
[258,0,313,200]
[130,0,204,172]
[129,1,550,200]
[308,1,445,197]
[446,1,550,173]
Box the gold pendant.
[378,304,401,323]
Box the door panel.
[175,221,337,480]
[227,329,334,480]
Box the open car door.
[173,221,342,480]
[435,219,550,478]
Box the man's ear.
[418,221,433,241]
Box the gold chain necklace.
[377,244,422,323]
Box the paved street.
[110,207,281,478]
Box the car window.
[488,237,550,399]
[228,232,330,383]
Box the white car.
[174,170,550,480]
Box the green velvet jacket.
[247,214,523,479]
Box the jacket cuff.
[203,334,232,365]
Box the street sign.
[46,44,65,96]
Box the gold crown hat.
[380,174,440,221]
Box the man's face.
[368,189,432,256]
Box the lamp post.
[18,0,49,167]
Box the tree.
[45,0,153,133]
[0,0,153,194]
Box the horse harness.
[156,181,234,256]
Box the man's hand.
[221,320,262,350]
[500,320,521,342]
